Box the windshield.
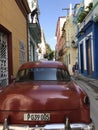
[15,68,70,82]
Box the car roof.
[18,61,67,71]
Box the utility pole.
[62,4,74,15]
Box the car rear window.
[15,68,70,82]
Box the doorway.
[80,44,84,73]
[86,39,92,76]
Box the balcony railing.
[78,10,93,32]
[29,23,41,44]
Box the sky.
[38,0,81,50]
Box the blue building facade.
[77,10,98,78]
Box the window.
[15,68,70,82]
[20,41,26,64]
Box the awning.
[29,23,41,44]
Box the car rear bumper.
[0,118,95,130]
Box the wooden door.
[87,40,92,75]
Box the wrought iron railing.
[0,32,8,87]
[78,11,93,32]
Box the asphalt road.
[75,79,98,130]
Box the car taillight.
[84,96,90,105]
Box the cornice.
[15,0,31,19]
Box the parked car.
[0,61,94,130]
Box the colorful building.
[62,11,78,74]
[55,4,78,75]
[76,0,98,78]
[55,16,66,60]
[28,0,41,61]
[0,0,30,86]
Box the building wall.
[93,22,98,78]
[76,0,98,78]
[0,0,29,78]
[55,17,66,60]
[38,29,46,60]
[77,10,98,78]
[63,15,78,75]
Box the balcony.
[29,23,41,44]
[93,1,98,22]
[78,11,93,32]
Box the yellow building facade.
[63,15,78,75]
[60,14,78,75]
[0,0,30,86]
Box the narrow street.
[74,78,98,130]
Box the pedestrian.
[74,62,79,79]
[72,65,75,76]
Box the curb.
[72,75,98,93]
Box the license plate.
[24,113,50,121]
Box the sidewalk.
[72,74,98,88]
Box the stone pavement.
[72,74,98,92]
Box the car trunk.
[0,81,90,124]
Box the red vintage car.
[0,61,94,130]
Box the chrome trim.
[0,117,94,130]
[0,122,94,130]
[2,118,9,130]
[65,117,71,130]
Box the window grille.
[0,32,8,87]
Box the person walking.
[74,62,79,79]
[72,65,75,76]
